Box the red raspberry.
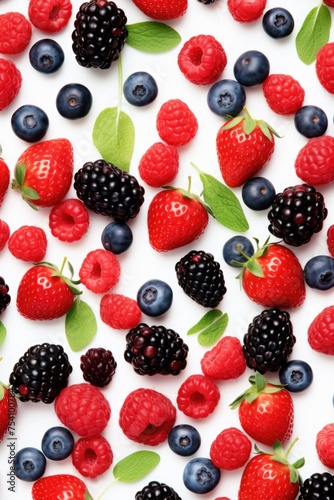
[138,142,179,187]
[156,99,198,147]
[79,249,120,294]
[72,435,113,478]
[100,293,142,330]
[28,0,72,33]
[316,423,334,468]
[0,57,22,111]
[262,74,305,115]
[227,0,267,23]
[0,220,10,251]
[316,42,334,94]
[119,387,176,445]
[8,225,47,262]
[0,12,32,55]
[177,34,227,85]
[49,198,90,242]
[55,383,111,437]
[210,427,252,470]
[327,225,334,257]
[308,305,334,355]
[176,374,220,419]
[294,135,334,185]
[200,336,246,381]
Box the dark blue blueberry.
[304,255,334,290]
[183,457,221,494]
[41,426,74,461]
[29,38,65,74]
[279,359,313,392]
[137,279,173,317]
[233,50,270,87]
[56,83,92,119]
[207,79,246,118]
[123,71,158,106]
[168,424,201,456]
[14,447,46,482]
[262,7,294,39]
[223,235,254,266]
[294,105,328,138]
[242,176,276,210]
[11,105,49,143]
[101,222,133,254]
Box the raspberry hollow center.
[84,448,97,464]
[189,47,203,66]
[190,391,206,406]
[50,6,60,20]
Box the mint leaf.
[296,4,331,64]
[65,299,97,351]
[126,22,181,52]
[188,310,223,335]
[0,322,6,345]
[113,451,160,482]
[198,313,228,347]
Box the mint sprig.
[296,3,331,64]
[188,310,228,346]
[126,22,181,52]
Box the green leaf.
[0,322,6,346]
[92,107,135,172]
[65,299,97,351]
[113,451,160,482]
[198,313,229,347]
[187,309,222,335]
[126,22,181,53]
[296,4,331,64]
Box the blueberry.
[41,426,74,461]
[279,359,313,392]
[29,38,65,74]
[137,279,173,317]
[14,447,46,481]
[183,457,221,494]
[207,79,246,118]
[168,424,201,456]
[11,105,49,143]
[242,176,276,210]
[123,71,158,106]
[294,105,328,138]
[223,235,254,266]
[56,83,92,119]
[304,255,334,290]
[233,50,270,87]
[262,7,294,39]
[101,222,133,254]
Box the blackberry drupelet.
[243,308,296,373]
[80,347,117,387]
[298,472,334,499]
[175,250,226,308]
[72,0,128,69]
[73,159,145,222]
[267,184,327,246]
[9,343,72,403]
[135,480,182,500]
[124,323,189,376]
[0,277,10,314]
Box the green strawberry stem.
[223,107,282,140]
[232,236,277,280]
[230,371,285,408]
[255,438,305,484]
[39,257,82,295]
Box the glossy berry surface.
[183,457,221,493]
[223,235,254,266]
[137,279,173,317]
[233,50,270,86]
[294,105,328,138]
[168,424,201,456]
[207,79,246,118]
[101,221,133,254]
[304,255,334,290]
[242,176,276,210]
[56,83,92,119]
[279,359,313,392]
[14,447,46,481]
[123,71,158,106]
[11,105,49,143]
[262,7,294,38]
[41,426,74,461]
[29,38,64,73]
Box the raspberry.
[294,135,334,185]
[200,336,246,380]
[79,249,121,294]
[72,435,113,478]
[0,220,10,251]
[308,305,334,355]
[156,99,198,147]
[0,57,22,111]
[316,42,334,93]
[327,225,334,257]
[262,73,305,115]
[227,0,267,23]
[0,12,32,55]
[8,225,47,262]
[176,374,220,419]
[49,198,90,242]
[54,383,111,437]
[28,0,72,33]
[316,423,334,468]
[100,293,142,329]
[210,427,252,470]
[138,142,179,187]
[177,34,227,85]
[119,387,176,445]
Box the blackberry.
[175,250,226,308]
[9,343,72,403]
[73,159,145,222]
[80,347,117,387]
[243,308,296,373]
[197,0,219,3]
[72,0,128,69]
[0,277,10,314]
[135,480,182,500]
[124,323,189,376]
[267,184,327,246]
[298,472,334,499]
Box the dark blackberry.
[73,159,145,222]
[9,343,72,403]
[72,0,128,69]
[0,277,10,314]
[135,480,182,500]
[298,472,334,499]
[175,250,226,308]
[267,184,327,246]
[80,347,116,387]
[124,323,189,376]
[197,0,219,3]
[243,308,296,373]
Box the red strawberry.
[0,382,17,443]
[32,474,92,500]
[216,111,277,187]
[131,0,187,20]
[0,150,10,206]
[201,336,246,380]
[12,138,73,209]
[0,219,10,251]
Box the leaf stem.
[116,55,123,135]
[96,477,117,500]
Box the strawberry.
[11,138,73,209]
[0,382,17,443]
[0,148,10,207]
[216,110,277,187]
[31,474,92,500]
[131,0,187,20]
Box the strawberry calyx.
[229,371,284,409]
[222,107,281,140]
[37,257,82,296]
[11,162,40,210]
[163,176,211,212]
[233,236,278,280]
